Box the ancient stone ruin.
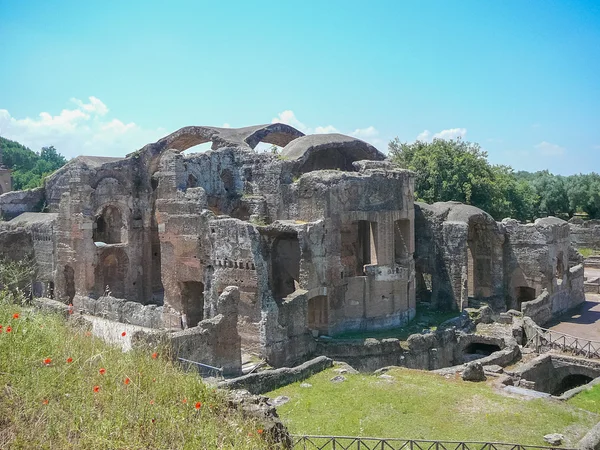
[0,124,586,375]
[0,147,12,195]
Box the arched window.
[93,205,125,244]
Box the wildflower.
[66,357,73,364]
[121,331,126,337]
[182,398,187,404]
[152,378,156,383]
[150,400,155,405]
[12,313,19,319]
[257,429,264,434]
[42,399,49,405]
[151,418,156,423]
[93,385,100,393]
[152,352,158,359]
[124,377,131,385]
[6,326,11,333]
[99,368,106,375]
[43,358,52,366]
[248,432,253,437]
[85,331,91,337]
[68,304,73,315]
[195,401,202,410]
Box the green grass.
[0,303,272,449]
[333,305,459,341]
[578,247,600,258]
[568,383,600,413]
[267,367,598,446]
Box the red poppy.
[68,304,74,315]
[195,401,202,410]
[66,357,73,364]
[12,313,19,319]
[85,331,91,337]
[99,368,106,375]
[149,400,155,405]
[151,418,156,423]
[93,385,100,393]
[121,331,126,337]
[6,326,11,333]
[257,429,264,434]
[151,352,158,359]
[182,398,187,404]
[43,358,52,365]
[124,377,131,385]
[42,399,49,405]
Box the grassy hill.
[0,302,271,449]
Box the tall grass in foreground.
[0,304,270,449]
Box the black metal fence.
[290,436,572,450]
[177,357,223,378]
[526,327,600,359]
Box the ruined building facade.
[0,124,585,369]
[0,147,12,195]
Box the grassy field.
[0,303,271,449]
[578,247,600,258]
[569,383,600,414]
[267,366,598,446]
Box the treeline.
[0,137,67,190]
[389,138,600,222]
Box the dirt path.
[549,287,600,342]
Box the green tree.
[388,137,535,221]
[0,138,68,190]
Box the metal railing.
[291,436,573,450]
[177,357,224,378]
[526,327,600,359]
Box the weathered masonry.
[0,123,585,369]
[0,147,12,195]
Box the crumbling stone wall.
[0,188,45,220]
[568,217,600,251]
[170,286,242,376]
[414,202,505,311]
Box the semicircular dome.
[280,133,385,173]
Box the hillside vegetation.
[0,302,271,449]
[389,137,600,221]
[0,137,67,190]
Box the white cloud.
[415,128,467,142]
[350,126,378,139]
[271,110,310,134]
[535,141,565,156]
[271,109,378,146]
[433,128,467,140]
[221,122,231,128]
[0,97,164,159]
[416,130,431,141]
[70,96,109,116]
[315,125,340,134]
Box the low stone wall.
[73,295,180,329]
[316,326,518,372]
[217,356,333,394]
[522,291,553,326]
[569,218,600,251]
[171,287,242,376]
[0,187,45,220]
[508,354,600,395]
[522,265,586,327]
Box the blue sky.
[0,0,598,174]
